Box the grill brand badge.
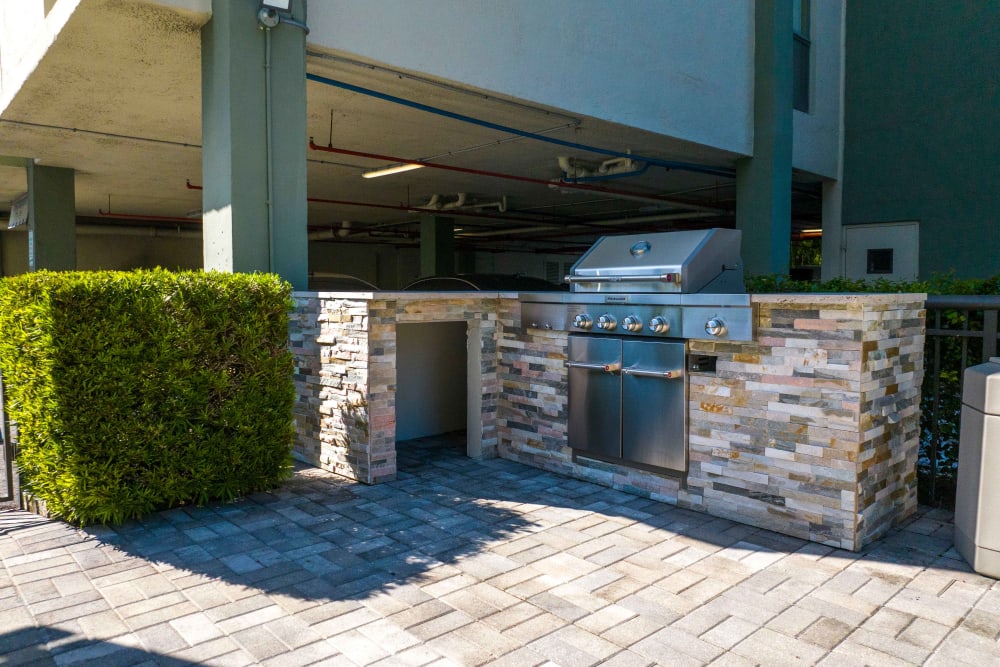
[629,240,651,257]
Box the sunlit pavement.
[2,434,998,666]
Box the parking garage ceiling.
[0,1,820,256]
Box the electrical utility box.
[843,221,919,282]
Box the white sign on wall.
[843,221,919,281]
[7,193,28,229]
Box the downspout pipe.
[264,25,276,272]
[305,73,736,179]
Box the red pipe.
[308,141,721,212]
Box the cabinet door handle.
[622,367,683,379]
[566,361,622,373]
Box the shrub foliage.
[0,270,295,524]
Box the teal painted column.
[27,163,76,271]
[736,0,793,276]
[201,0,308,289]
[420,215,455,277]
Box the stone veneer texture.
[685,294,925,550]
[293,292,924,551]
[290,294,372,483]
[291,293,502,485]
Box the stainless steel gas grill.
[519,228,755,474]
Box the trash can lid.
[964,359,1000,416]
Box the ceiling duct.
[557,156,647,182]
[421,193,508,213]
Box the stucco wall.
[0,229,202,274]
[0,0,72,107]
[309,0,754,156]
[792,0,844,179]
[842,1,1000,278]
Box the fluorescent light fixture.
[261,0,291,10]
[801,228,823,234]
[362,163,425,179]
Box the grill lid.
[566,228,745,294]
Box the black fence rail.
[0,374,14,504]
[921,295,1000,507]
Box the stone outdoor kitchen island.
[290,291,925,551]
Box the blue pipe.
[306,73,736,179]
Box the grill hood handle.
[564,273,680,284]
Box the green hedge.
[746,272,1000,295]
[0,270,296,525]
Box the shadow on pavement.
[74,433,540,603]
[3,431,966,611]
[0,626,193,666]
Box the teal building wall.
[842,1,999,278]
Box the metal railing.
[922,295,1000,506]
[0,374,13,503]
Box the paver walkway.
[2,433,998,666]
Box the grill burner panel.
[521,297,754,341]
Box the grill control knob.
[622,315,643,332]
[705,318,727,337]
[647,316,670,334]
[597,314,618,331]
[572,313,594,330]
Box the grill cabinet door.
[568,336,622,459]
[621,340,686,472]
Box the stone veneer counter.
[687,294,925,550]
[289,291,510,484]
[291,291,925,551]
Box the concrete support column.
[820,179,845,280]
[27,162,75,271]
[420,215,454,276]
[736,0,793,276]
[201,0,308,288]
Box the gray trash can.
[954,356,1000,579]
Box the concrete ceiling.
[0,0,820,256]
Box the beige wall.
[1,230,201,274]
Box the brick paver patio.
[2,434,998,666]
